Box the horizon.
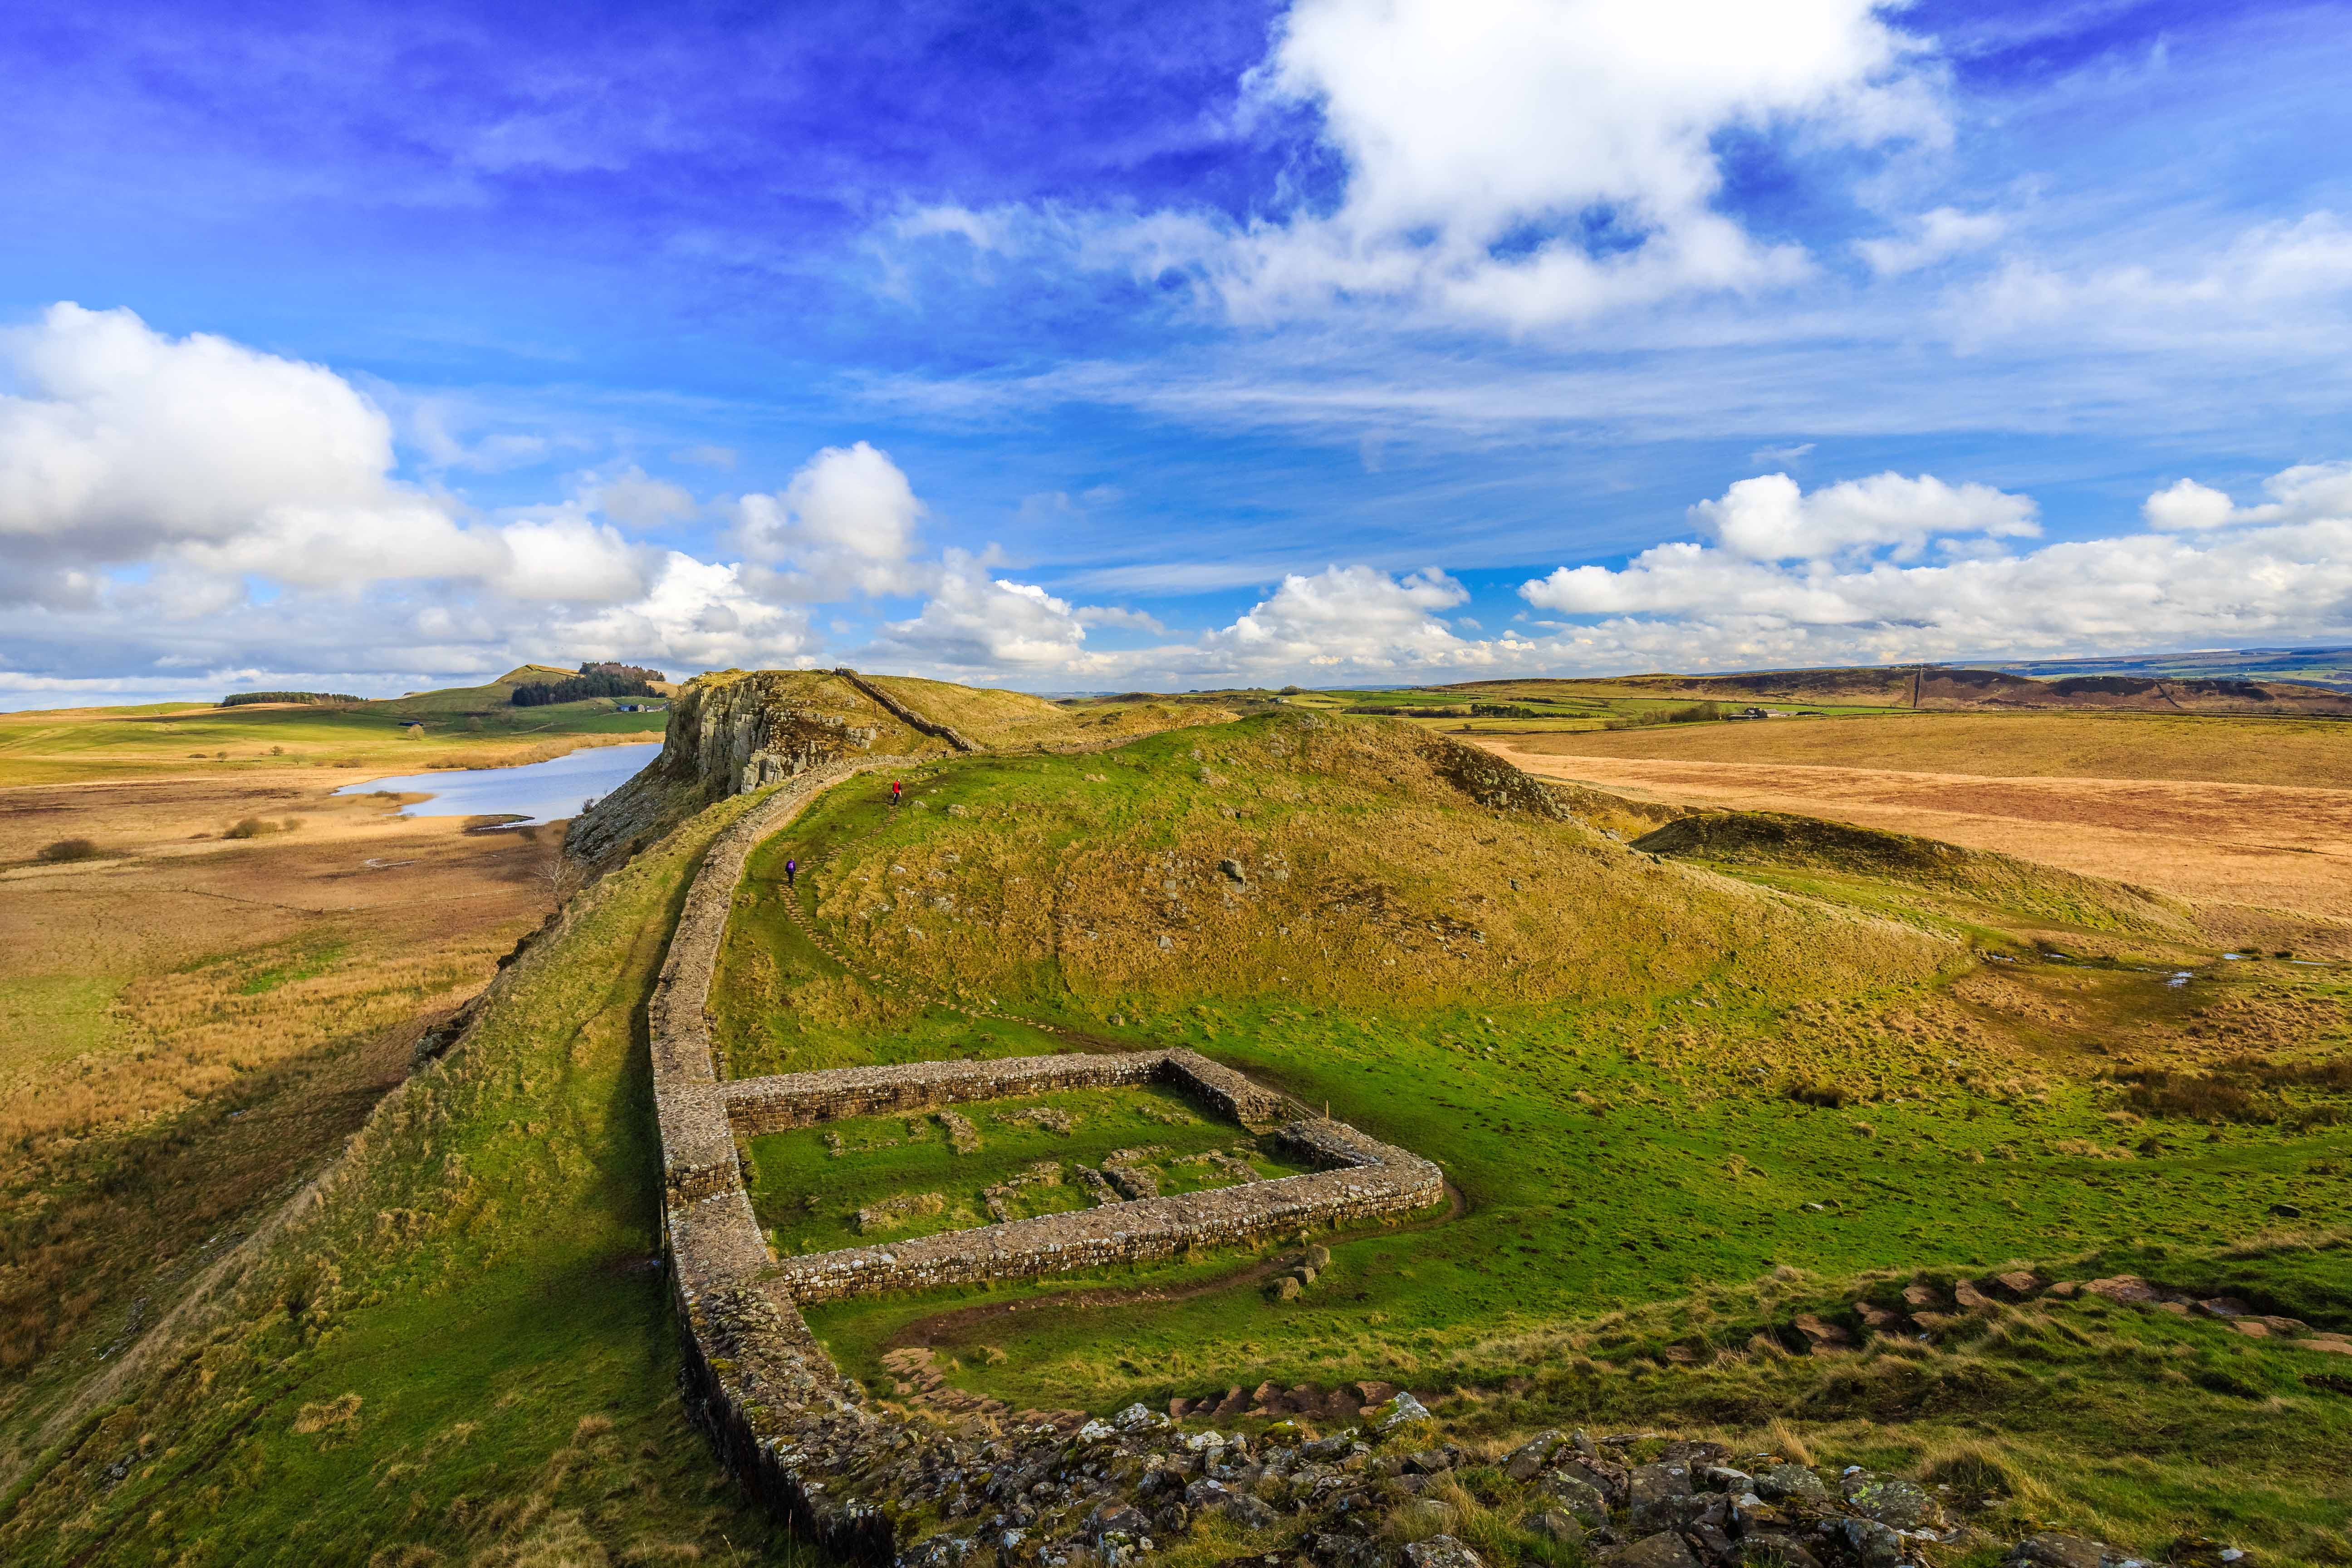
[7,637,2352,716]
[5,0,2352,704]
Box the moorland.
[0,663,2346,1568]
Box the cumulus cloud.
[1689,470,2038,560]
[1200,565,1484,669]
[0,304,875,691]
[1519,461,2352,669]
[2143,462,2352,531]
[733,440,931,597]
[873,553,1098,671]
[908,0,1945,329]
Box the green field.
[11,694,2352,1564]
[0,668,667,787]
[745,1083,1313,1254]
[686,709,2352,1557]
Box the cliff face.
[566,670,949,867]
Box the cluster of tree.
[217,691,360,707]
[510,662,667,707]
[1468,703,1539,718]
[1602,701,1725,730]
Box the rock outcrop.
[568,669,955,867]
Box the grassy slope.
[1629,810,2198,938]
[695,712,2352,1560]
[0,796,793,1567]
[863,675,1239,752]
[1501,710,2352,789]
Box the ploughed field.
[707,714,2351,1442]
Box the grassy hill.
[7,679,2351,1565]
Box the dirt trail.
[1476,740,2352,928]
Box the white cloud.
[1749,441,1816,466]
[2141,477,2237,533]
[592,466,698,528]
[874,553,1098,671]
[733,440,931,597]
[2143,462,2352,531]
[1,303,409,566]
[1690,470,2038,560]
[1073,605,1167,633]
[1856,206,2005,276]
[907,0,1945,330]
[1961,212,2352,348]
[1520,459,2352,668]
[1200,565,1483,668]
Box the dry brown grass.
[1479,737,2352,954]
[0,768,561,1393]
[1497,710,2352,788]
[862,673,1238,752]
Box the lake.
[335,741,660,825]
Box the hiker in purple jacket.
[785,857,798,889]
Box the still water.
[335,741,659,826]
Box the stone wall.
[770,1134,1439,1303]
[719,1047,1295,1134]
[648,760,1448,1563]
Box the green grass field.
[0,668,667,787]
[0,792,796,1567]
[12,694,2352,1564]
[691,710,2352,1558]
[745,1083,1313,1253]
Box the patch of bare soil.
[1476,741,2352,954]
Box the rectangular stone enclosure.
[724,1047,1442,1303]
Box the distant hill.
[1433,661,2352,717]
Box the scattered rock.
[1529,1509,1584,1546]
[1504,1431,1562,1482]
[2009,1533,2116,1568]
[1842,1473,1937,1530]
[1539,1470,1610,1525]
[1832,1516,1903,1568]
[1402,1535,1482,1568]
[1378,1392,1432,1430]
[1602,1531,1701,1568]
[1753,1464,1828,1504]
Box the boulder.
[1833,1517,1903,1568]
[1842,1473,1937,1530]
[1503,1431,1562,1482]
[1402,1536,1483,1568]
[1752,1463,1828,1504]
[1538,1470,1609,1525]
[1625,1463,1694,1532]
[1600,1531,1701,1568]
[2009,1534,2116,1568]
[1529,1510,1584,1546]
[1273,1277,1303,1302]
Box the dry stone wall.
[649,761,1445,1563]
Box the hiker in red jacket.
[891,779,902,808]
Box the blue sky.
[3,0,2350,704]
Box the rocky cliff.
[565,669,951,867]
